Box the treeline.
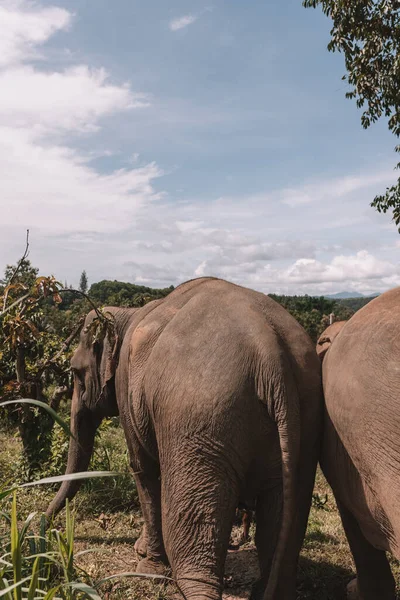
[269,294,356,342]
[89,280,174,307]
[336,296,377,313]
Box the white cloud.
[101,165,399,295]
[0,1,156,244]
[169,14,198,31]
[0,66,148,135]
[191,251,400,296]
[0,0,71,68]
[284,251,395,285]
[0,126,163,233]
[280,171,394,207]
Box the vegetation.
[89,280,173,308]
[79,272,89,295]
[303,0,400,229]
[0,493,99,600]
[0,257,74,479]
[0,420,168,600]
[335,295,378,313]
[269,294,355,341]
[0,244,174,480]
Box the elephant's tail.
[260,366,300,600]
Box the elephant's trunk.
[46,393,101,519]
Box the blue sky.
[0,0,398,295]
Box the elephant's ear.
[316,335,332,362]
[100,329,120,388]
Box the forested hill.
[334,296,378,313]
[269,293,376,342]
[89,280,174,307]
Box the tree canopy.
[304,0,400,228]
[89,280,174,307]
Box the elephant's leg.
[130,451,169,575]
[161,449,239,600]
[336,500,395,600]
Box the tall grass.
[0,399,170,600]
[0,492,102,599]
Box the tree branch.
[2,229,30,311]
[34,316,85,378]
[58,288,110,322]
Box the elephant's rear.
[141,280,322,599]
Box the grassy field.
[0,423,398,600]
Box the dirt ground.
[1,428,399,599]
[75,514,261,600]
[71,468,400,600]
[71,469,354,600]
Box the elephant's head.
[46,307,133,519]
[316,320,347,362]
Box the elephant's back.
[165,277,320,370]
[136,278,320,436]
[128,276,320,417]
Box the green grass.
[1,425,399,599]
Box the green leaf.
[0,490,14,502]
[19,512,36,545]
[0,579,30,599]
[65,582,102,600]
[41,587,61,600]
[0,578,13,600]
[27,557,40,600]
[96,571,173,586]
[64,501,74,581]
[20,471,119,489]
[10,493,22,600]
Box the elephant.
[317,288,400,599]
[46,277,322,600]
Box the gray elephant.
[317,289,400,599]
[47,277,322,600]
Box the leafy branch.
[303,0,400,229]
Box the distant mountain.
[324,291,380,300]
[325,291,363,299]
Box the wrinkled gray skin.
[318,289,400,600]
[47,277,322,600]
